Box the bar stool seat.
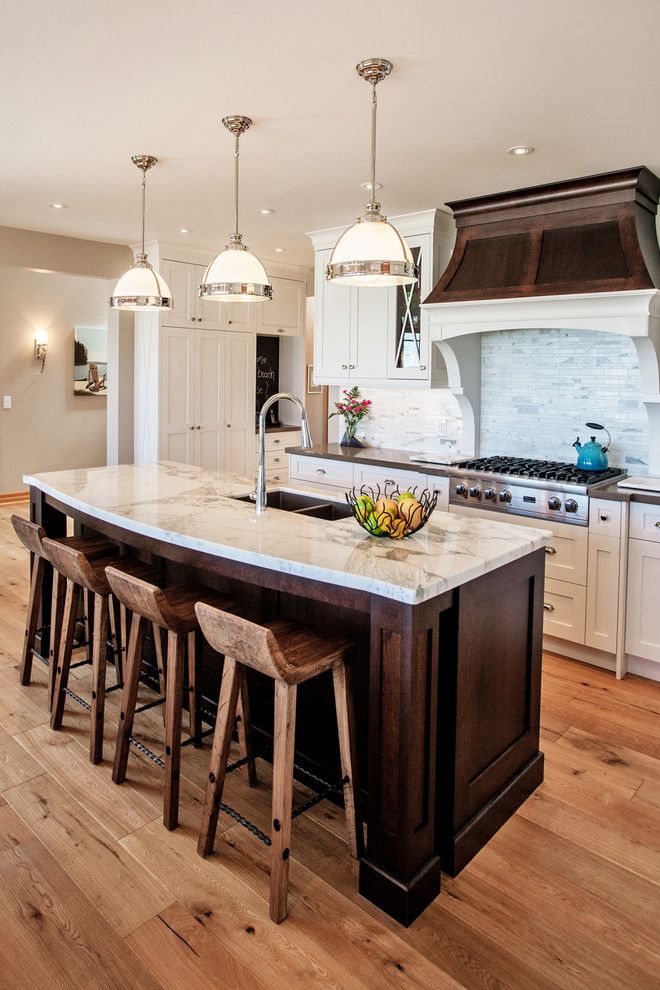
[105,567,251,830]
[194,605,363,924]
[42,537,156,766]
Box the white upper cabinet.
[161,259,222,330]
[308,210,455,387]
[256,276,305,336]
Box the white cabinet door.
[626,539,660,663]
[258,277,305,336]
[585,534,620,652]
[387,233,431,381]
[194,330,225,470]
[353,463,427,496]
[225,299,257,334]
[160,327,195,464]
[425,475,450,511]
[289,454,354,490]
[223,331,256,477]
[314,248,352,379]
[161,260,197,327]
[351,288,390,379]
[194,264,223,330]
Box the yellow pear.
[374,497,398,518]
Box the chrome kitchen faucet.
[255,393,312,512]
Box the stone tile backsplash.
[329,329,649,471]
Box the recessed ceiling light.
[178,227,192,234]
[507,146,534,156]
[274,247,285,253]
[257,208,275,215]
[360,181,382,192]
[49,202,68,209]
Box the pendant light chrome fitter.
[199,115,272,303]
[327,58,417,287]
[110,155,173,310]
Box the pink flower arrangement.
[328,386,372,441]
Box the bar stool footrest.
[180,727,215,748]
[214,800,272,846]
[69,657,92,670]
[134,696,165,714]
[128,735,165,769]
[31,649,49,667]
[64,687,92,712]
[292,775,349,819]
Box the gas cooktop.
[456,456,623,487]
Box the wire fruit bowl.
[345,482,438,539]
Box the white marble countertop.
[24,462,551,605]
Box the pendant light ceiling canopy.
[327,58,417,288]
[110,155,173,311]
[199,115,272,303]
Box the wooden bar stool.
[105,567,254,830]
[42,537,154,764]
[194,606,363,924]
[11,517,118,711]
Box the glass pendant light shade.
[110,155,173,311]
[199,115,272,304]
[111,255,172,310]
[328,58,417,288]
[327,206,416,286]
[200,235,272,302]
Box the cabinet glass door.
[394,245,422,369]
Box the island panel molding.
[27,462,549,925]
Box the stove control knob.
[548,496,562,511]
[484,487,497,501]
[565,498,578,513]
[469,485,482,499]
[455,483,468,498]
[498,490,512,504]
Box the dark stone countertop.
[284,443,456,477]
[590,480,660,505]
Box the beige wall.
[0,225,131,279]
[0,267,109,492]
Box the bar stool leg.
[48,568,66,711]
[332,662,363,859]
[112,614,147,784]
[89,593,109,765]
[152,623,167,725]
[50,580,81,730]
[186,630,200,742]
[237,678,258,787]
[270,681,297,924]
[197,657,241,857]
[19,554,44,686]
[164,631,185,830]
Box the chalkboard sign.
[256,335,280,425]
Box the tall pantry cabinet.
[134,242,308,478]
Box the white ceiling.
[2,0,659,267]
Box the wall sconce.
[34,329,48,373]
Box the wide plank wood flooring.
[0,503,658,989]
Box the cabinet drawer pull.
[273,439,281,444]
[543,602,555,612]
[316,468,326,475]
[384,478,395,485]
[273,457,280,463]
[545,546,557,555]
[655,521,660,528]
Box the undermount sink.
[232,489,353,521]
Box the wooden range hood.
[426,166,660,304]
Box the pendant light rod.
[222,115,252,242]
[130,155,157,258]
[355,59,392,210]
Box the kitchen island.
[26,462,550,925]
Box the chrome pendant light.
[327,59,417,287]
[110,155,173,311]
[199,116,272,303]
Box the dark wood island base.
[31,483,545,926]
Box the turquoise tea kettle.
[573,422,611,471]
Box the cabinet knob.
[277,328,284,334]
[189,425,194,430]
[273,439,281,444]
[316,468,326,474]
[349,364,355,369]
[341,364,348,370]
[273,475,281,481]
[384,479,395,486]
[419,365,426,371]
[273,457,280,463]
[227,319,232,325]
[543,602,555,612]
[600,514,609,522]
[655,521,660,528]
[226,424,231,428]
[196,425,201,430]
[545,546,557,555]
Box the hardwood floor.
[0,503,658,989]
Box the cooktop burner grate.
[459,456,623,486]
